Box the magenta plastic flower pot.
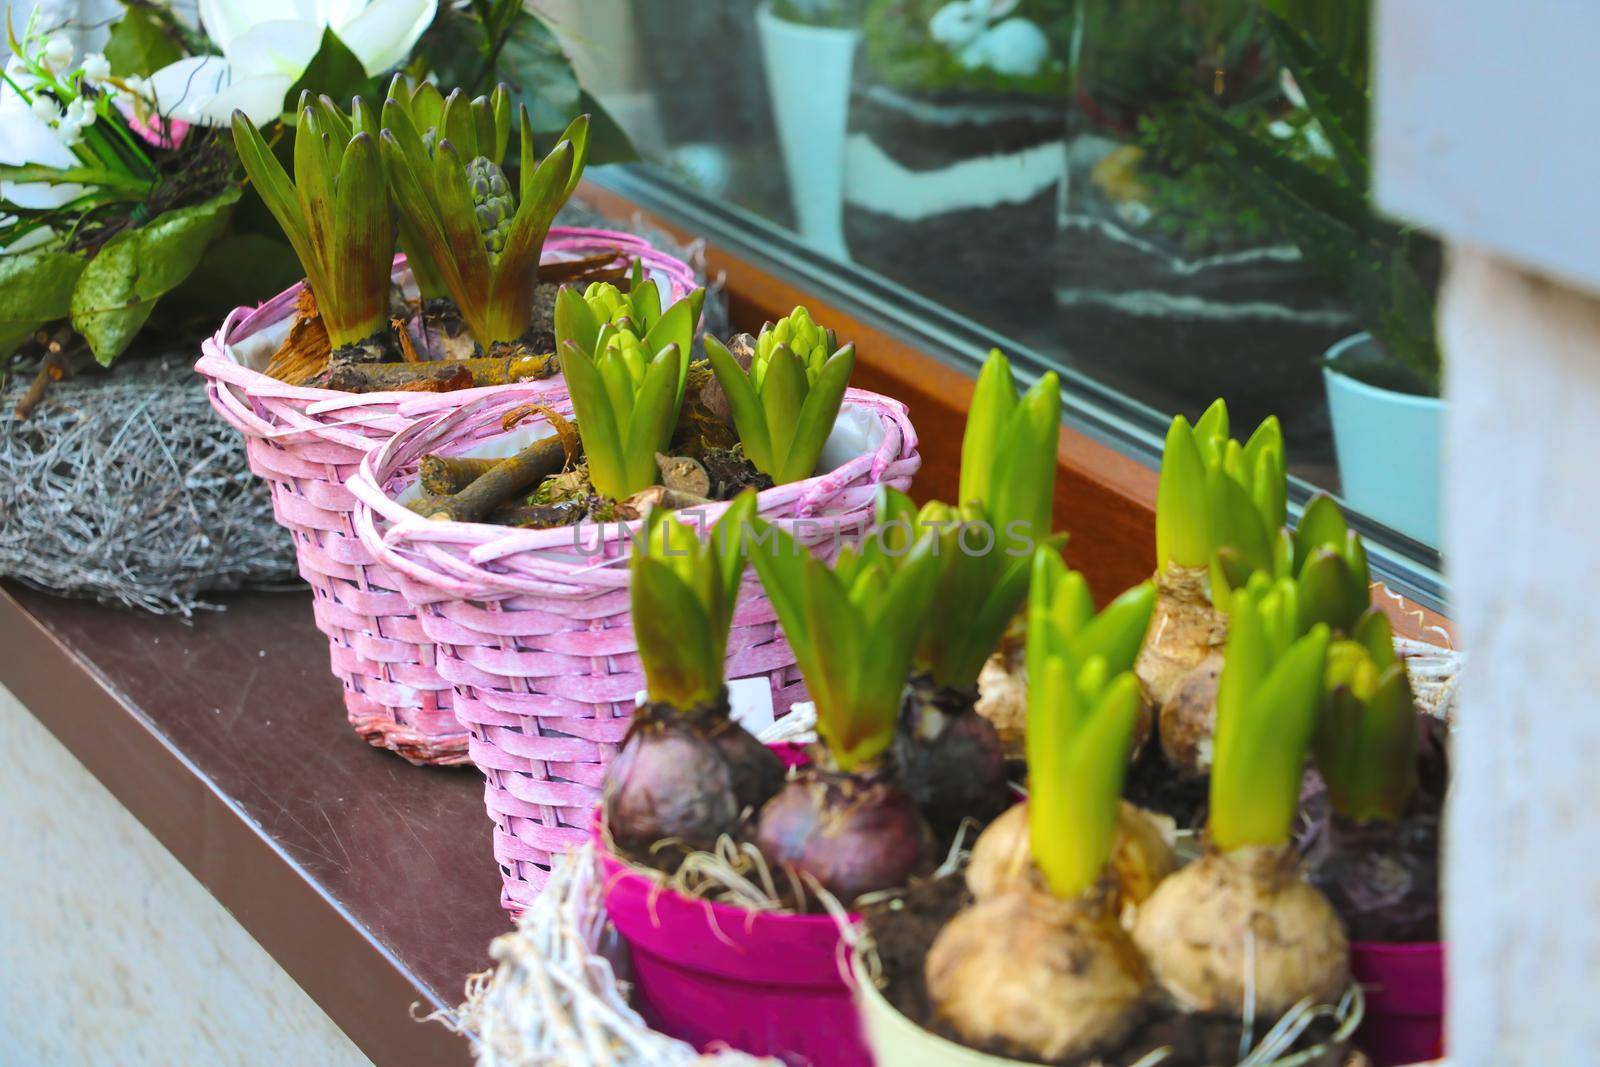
[1350,939,1445,1066]
[593,821,869,1067]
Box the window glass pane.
[551,0,1442,580]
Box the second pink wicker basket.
[350,388,920,909]
[196,230,697,765]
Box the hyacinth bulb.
[1133,846,1349,1018]
[965,801,1176,916]
[466,156,514,256]
[927,890,1151,1061]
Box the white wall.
[1433,252,1600,1064]
[0,686,372,1067]
[1374,4,1600,1062]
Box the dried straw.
[446,843,779,1067]
[0,354,297,615]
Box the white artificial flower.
[0,60,83,250]
[63,97,96,129]
[42,34,74,74]
[122,74,151,99]
[145,0,437,126]
[30,94,59,124]
[80,51,112,85]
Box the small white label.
[633,678,776,735]
[727,676,776,734]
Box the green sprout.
[380,77,510,303]
[1314,609,1419,824]
[960,350,1063,550]
[630,493,758,711]
[1208,572,1331,852]
[232,94,394,352]
[555,264,705,440]
[1155,399,1287,607]
[1025,549,1158,899]
[872,490,1037,689]
[1213,492,1373,637]
[380,80,588,352]
[858,352,1061,689]
[1287,494,1371,633]
[555,277,707,500]
[1214,491,1412,824]
[705,307,857,484]
[746,517,942,771]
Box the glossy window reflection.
[554,0,1442,559]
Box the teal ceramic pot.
[1323,333,1445,546]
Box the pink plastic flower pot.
[1350,939,1445,1066]
[593,819,870,1067]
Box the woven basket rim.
[193,228,698,423]
[349,386,920,599]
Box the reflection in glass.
[549,0,1441,553]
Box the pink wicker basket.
[348,388,920,909]
[194,229,698,765]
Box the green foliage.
[1212,492,1372,637]
[0,252,85,357]
[1313,610,1418,824]
[1025,550,1157,899]
[1212,490,1416,825]
[555,273,705,498]
[870,488,1051,689]
[103,6,185,78]
[233,94,395,349]
[1286,493,1370,633]
[381,85,586,349]
[630,493,758,710]
[705,307,856,485]
[1154,399,1287,601]
[863,0,1072,96]
[1208,572,1331,852]
[556,261,703,416]
[862,351,1061,689]
[1193,12,1440,394]
[0,16,243,363]
[413,0,636,164]
[1076,0,1369,255]
[746,516,942,772]
[381,77,510,302]
[960,350,1061,551]
[69,186,240,364]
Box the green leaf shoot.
[745,515,941,771]
[1026,549,1156,899]
[706,307,857,484]
[233,99,392,350]
[1208,573,1331,852]
[630,492,757,710]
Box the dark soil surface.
[1123,740,1209,831]
[864,876,1345,1067]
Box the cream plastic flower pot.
[756,1,857,258]
[850,944,1364,1067]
